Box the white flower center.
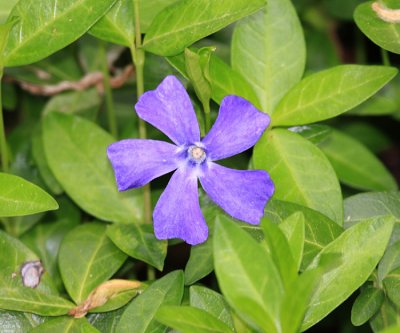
[188,145,206,164]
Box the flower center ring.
[188,145,207,164]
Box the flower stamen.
[188,145,206,164]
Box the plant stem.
[203,101,211,133]
[132,0,151,225]
[100,42,118,138]
[381,48,391,66]
[0,69,9,173]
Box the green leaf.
[43,112,143,223]
[379,241,400,281]
[0,173,58,217]
[20,210,79,291]
[214,215,284,333]
[289,124,332,145]
[370,298,400,332]
[143,0,266,56]
[87,305,126,333]
[354,1,400,54]
[106,223,167,271]
[3,0,118,66]
[302,216,394,330]
[344,192,400,228]
[351,286,385,326]
[231,0,305,114]
[379,325,400,333]
[254,129,343,225]
[0,230,74,315]
[0,310,44,332]
[262,220,297,289]
[383,267,400,308]
[116,271,184,333]
[190,286,234,330]
[0,18,18,66]
[90,0,134,47]
[319,129,397,191]
[167,50,260,107]
[0,0,18,24]
[264,199,343,269]
[58,223,127,304]
[273,65,398,126]
[156,306,233,333]
[278,212,305,272]
[30,317,100,333]
[140,0,179,33]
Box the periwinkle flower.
[107,76,274,245]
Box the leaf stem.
[203,101,211,133]
[381,48,391,67]
[0,69,9,172]
[132,0,151,225]
[100,42,118,138]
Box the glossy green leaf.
[254,129,343,224]
[0,0,18,24]
[143,0,266,56]
[344,192,400,228]
[0,18,18,66]
[370,298,400,332]
[116,270,184,333]
[354,1,400,54]
[380,325,400,333]
[264,199,343,269]
[320,129,397,191]
[232,0,305,114]
[43,112,143,223]
[273,65,397,126]
[278,212,305,272]
[156,306,233,333]
[90,0,134,47]
[89,288,140,313]
[107,223,167,271]
[214,215,284,333]
[3,0,118,66]
[378,241,400,281]
[351,286,384,326]
[58,223,127,304]
[0,173,58,217]
[289,124,332,145]
[140,0,179,33]
[0,310,44,332]
[0,230,74,315]
[190,286,234,330]
[383,267,400,308]
[88,306,126,333]
[167,51,259,107]
[21,212,79,291]
[262,220,297,289]
[32,125,63,195]
[30,317,100,333]
[302,216,394,330]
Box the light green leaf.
[167,50,260,107]
[302,216,394,330]
[0,173,58,217]
[232,0,305,114]
[43,112,143,223]
[4,0,118,66]
[319,129,397,191]
[156,306,233,333]
[143,0,266,56]
[30,317,100,333]
[354,1,400,54]
[190,286,234,330]
[106,223,167,271]
[370,298,400,332]
[0,0,18,24]
[383,267,400,308]
[264,199,343,269]
[116,270,184,333]
[58,223,127,304]
[278,212,305,272]
[378,241,400,281]
[289,125,332,145]
[344,192,400,228]
[0,230,74,315]
[140,0,179,33]
[0,310,44,332]
[254,129,343,224]
[351,286,384,326]
[90,0,134,47]
[380,325,400,333]
[214,215,284,333]
[273,65,398,126]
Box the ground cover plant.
[1,0,400,332]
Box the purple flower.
[107,76,274,245]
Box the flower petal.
[135,75,200,146]
[154,168,208,245]
[202,96,270,161]
[200,163,274,224]
[107,139,180,191]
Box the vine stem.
[0,68,9,173]
[100,42,118,138]
[131,0,151,225]
[381,48,391,67]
